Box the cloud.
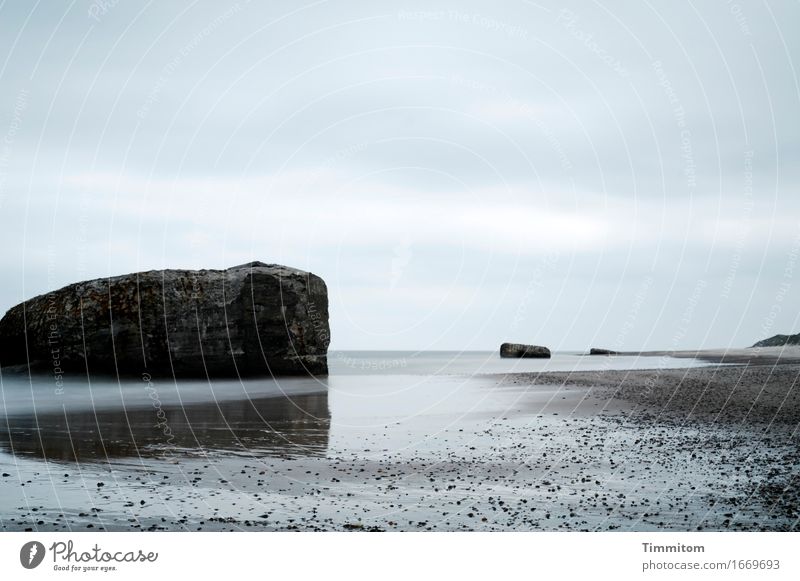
[0,0,798,349]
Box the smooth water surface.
[0,351,714,462]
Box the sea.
[0,351,715,461]
[0,350,711,415]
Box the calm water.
[0,351,714,462]
[328,350,710,375]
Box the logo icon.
[20,541,45,569]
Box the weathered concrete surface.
[499,343,551,358]
[0,262,329,377]
[589,348,620,355]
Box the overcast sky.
[0,0,798,351]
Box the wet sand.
[505,363,800,530]
[1,362,798,531]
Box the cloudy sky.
[0,0,798,350]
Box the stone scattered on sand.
[589,348,619,355]
[0,261,330,377]
[499,343,551,358]
[2,364,798,532]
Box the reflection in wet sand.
[0,392,330,461]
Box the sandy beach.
[611,346,800,366]
[1,352,798,532]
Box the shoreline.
[586,346,800,366]
[1,359,798,532]
[502,359,800,423]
